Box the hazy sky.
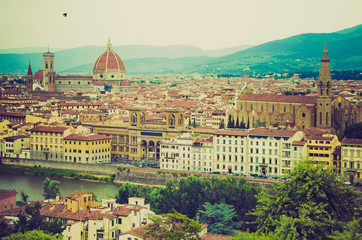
[1,0,361,50]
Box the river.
[0,173,121,201]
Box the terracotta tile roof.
[0,189,17,198]
[308,135,334,141]
[214,130,248,136]
[30,126,69,133]
[238,94,317,104]
[341,138,362,145]
[113,207,132,217]
[0,112,26,117]
[34,70,43,80]
[249,128,296,137]
[56,76,92,79]
[64,134,111,141]
[292,140,306,146]
[120,224,148,238]
[66,192,89,200]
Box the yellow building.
[2,135,30,158]
[341,138,362,184]
[63,133,111,164]
[30,126,70,161]
[64,192,100,213]
[307,134,340,168]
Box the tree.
[239,121,246,129]
[235,117,240,128]
[192,118,196,128]
[197,202,242,235]
[188,118,191,127]
[144,210,202,240]
[330,218,362,240]
[246,117,250,129]
[250,160,361,239]
[42,177,60,199]
[219,119,225,129]
[115,182,138,203]
[344,122,362,139]
[20,190,29,203]
[2,230,61,240]
[227,115,233,128]
[14,202,65,235]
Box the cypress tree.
[235,117,240,128]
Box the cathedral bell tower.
[316,42,332,130]
[43,50,55,91]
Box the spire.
[27,62,32,75]
[107,38,112,51]
[323,42,328,58]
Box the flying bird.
[63,13,67,17]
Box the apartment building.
[2,135,30,158]
[307,134,340,167]
[160,128,306,176]
[30,126,70,161]
[63,134,111,164]
[341,138,362,183]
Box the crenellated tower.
[26,63,33,92]
[316,42,333,130]
[43,50,55,91]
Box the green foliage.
[329,218,362,240]
[115,182,154,204]
[250,160,361,239]
[0,219,14,238]
[219,119,225,129]
[144,210,202,240]
[42,177,60,199]
[197,202,242,235]
[0,165,114,183]
[14,202,65,236]
[2,230,61,240]
[344,122,362,139]
[232,231,282,240]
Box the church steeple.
[27,62,32,75]
[26,62,33,92]
[316,42,333,130]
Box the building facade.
[63,134,111,164]
[341,138,362,183]
[228,44,362,138]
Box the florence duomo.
[26,39,131,94]
[1,0,362,239]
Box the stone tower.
[316,43,333,130]
[26,63,33,92]
[43,50,55,91]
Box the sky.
[0,0,361,50]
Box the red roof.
[30,126,69,133]
[214,130,248,136]
[34,70,43,80]
[64,134,111,141]
[120,80,131,86]
[93,51,125,71]
[239,94,317,104]
[249,128,297,137]
[341,138,362,145]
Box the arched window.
[131,113,137,124]
[326,112,329,125]
[169,114,175,127]
[240,104,242,110]
[320,112,322,125]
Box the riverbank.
[0,164,115,183]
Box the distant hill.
[1,24,362,75]
[0,44,250,74]
[196,24,362,73]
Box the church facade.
[228,44,362,138]
[28,39,130,93]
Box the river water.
[0,173,120,201]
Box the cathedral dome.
[34,70,43,81]
[93,39,126,81]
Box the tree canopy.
[42,177,60,199]
[144,210,202,240]
[2,230,61,240]
[250,160,361,239]
[197,202,242,235]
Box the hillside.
[1,24,362,75]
